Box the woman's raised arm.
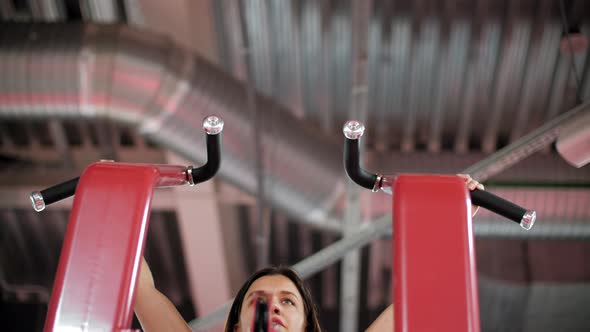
[134,257,192,332]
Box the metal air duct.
[0,23,344,231]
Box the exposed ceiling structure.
[0,1,589,332]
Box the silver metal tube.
[474,221,590,239]
[463,100,590,181]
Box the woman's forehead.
[247,275,301,297]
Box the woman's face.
[235,275,306,332]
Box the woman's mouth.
[270,318,285,331]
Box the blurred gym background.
[1,0,589,331]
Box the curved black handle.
[253,298,269,332]
[344,138,378,190]
[186,115,223,186]
[186,132,221,185]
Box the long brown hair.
[224,266,322,332]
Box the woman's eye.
[281,299,295,306]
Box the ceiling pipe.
[0,22,344,232]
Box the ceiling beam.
[482,2,530,153]
[427,1,464,153]
[509,2,557,143]
[80,0,122,23]
[47,120,74,169]
[29,0,65,21]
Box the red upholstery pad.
[45,162,185,331]
[394,175,480,332]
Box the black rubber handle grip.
[471,189,535,229]
[30,177,79,212]
[42,177,79,204]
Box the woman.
[225,266,322,331]
[134,175,483,331]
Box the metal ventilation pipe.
[0,23,344,231]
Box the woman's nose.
[271,301,281,314]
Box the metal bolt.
[343,120,365,139]
[203,115,224,135]
[30,191,45,212]
[520,210,536,230]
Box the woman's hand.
[457,174,484,218]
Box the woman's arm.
[134,257,192,332]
